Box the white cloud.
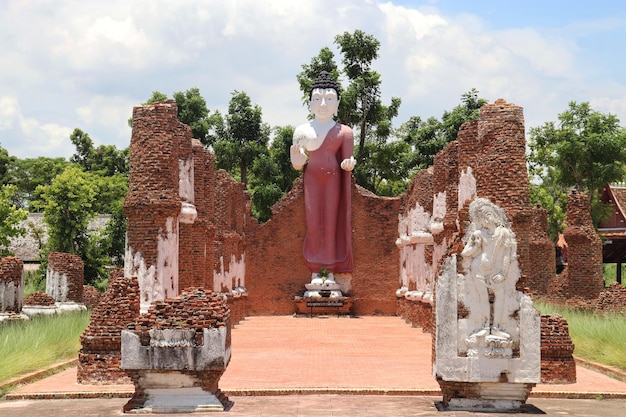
[0,96,19,130]
[1,0,625,159]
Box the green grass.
[0,310,91,384]
[535,301,626,371]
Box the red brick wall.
[47,252,84,303]
[399,99,554,326]
[246,178,401,316]
[0,256,23,313]
[563,192,603,299]
[541,314,576,384]
[124,100,183,303]
[78,269,140,384]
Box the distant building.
[598,184,626,284]
[8,213,111,271]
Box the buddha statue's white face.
[310,88,339,122]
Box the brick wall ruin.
[540,314,576,384]
[78,269,139,384]
[46,252,84,303]
[396,99,554,329]
[0,256,24,313]
[245,178,401,316]
[561,192,604,300]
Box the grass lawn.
[535,301,626,371]
[0,310,91,385]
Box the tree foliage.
[296,30,402,195]
[0,185,28,256]
[528,101,626,231]
[70,128,128,176]
[6,157,70,209]
[214,91,268,185]
[173,87,211,144]
[37,165,98,255]
[247,125,300,221]
[0,144,13,186]
[398,88,488,169]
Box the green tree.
[247,125,300,221]
[214,91,268,185]
[296,47,341,108]
[101,199,127,267]
[173,87,211,144]
[0,144,13,185]
[398,88,488,169]
[37,165,112,285]
[528,101,626,228]
[0,185,28,256]
[334,30,401,164]
[37,165,97,255]
[297,31,401,194]
[70,128,128,176]
[7,157,70,209]
[353,140,413,196]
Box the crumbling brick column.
[78,269,140,384]
[46,252,84,303]
[0,256,24,313]
[540,314,576,384]
[179,141,215,291]
[563,192,603,299]
[124,100,189,308]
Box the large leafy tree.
[398,88,488,169]
[528,101,626,229]
[296,30,401,194]
[37,165,110,285]
[214,90,268,185]
[0,144,13,185]
[248,125,300,221]
[70,128,128,176]
[0,184,28,256]
[334,30,401,164]
[7,157,70,209]
[37,165,98,255]
[173,87,211,145]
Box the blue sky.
[1,0,626,159]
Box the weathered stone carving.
[434,198,540,411]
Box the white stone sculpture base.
[21,302,86,317]
[0,312,29,322]
[127,387,225,413]
[444,382,534,411]
[304,276,343,298]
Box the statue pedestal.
[294,296,353,317]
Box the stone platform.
[293,296,353,317]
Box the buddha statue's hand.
[290,145,308,170]
[340,156,356,171]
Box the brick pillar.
[46,252,84,303]
[563,192,603,299]
[124,100,187,307]
[0,256,24,313]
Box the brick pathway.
[7,316,626,399]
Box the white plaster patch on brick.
[213,253,245,293]
[125,245,156,307]
[0,280,22,311]
[178,157,194,203]
[397,200,435,295]
[157,217,179,301]
[458,166,477,210]
[46,267,68,302]
[430,191,446,234]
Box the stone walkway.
[4,316,626,416]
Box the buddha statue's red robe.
[302,123,354,273]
